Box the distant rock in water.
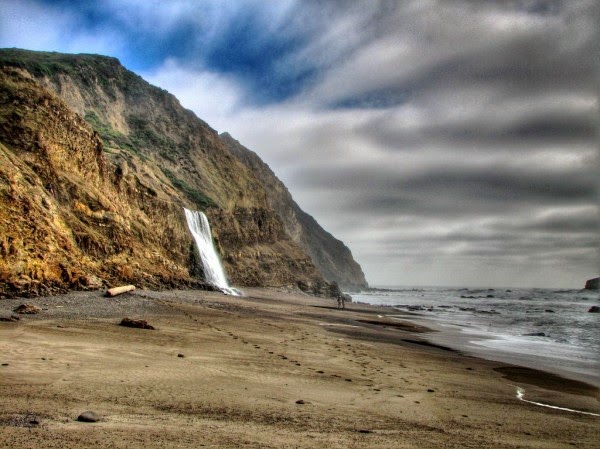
[584,278,599,290]
[588,306,599,313]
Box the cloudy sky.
[1,0,598,288]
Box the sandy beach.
[1,288,598,448]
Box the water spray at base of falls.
[184,208,242,296]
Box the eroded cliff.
[220,133,368,290]
[0,49,331,297]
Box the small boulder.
[119,318,155,330]
[588,306,600,313]
[77,411,100,423]
[13,304,41,314]
[295,399,306,404]
[523,332,546,337]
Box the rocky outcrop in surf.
[584,277,599,290]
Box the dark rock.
[76,411,100,423]
[523,332,546,337]
[177,353,185,358]
[119,318,155,330]
[588,306,600,313]
[13,304,41,314]
[0,315,20,322]
[545,309,555,313]
[584,278,599,290]
[358,429,372,434]
[427,389,435,392]
[486,295,494,298]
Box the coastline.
[391,314,600,389]
[350,287,600,389]
[1,288,598,448]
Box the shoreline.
[348,287,600,390]
[388,313,600,389]
[1,287,598,448]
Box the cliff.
[220,133,368,290]
[0,48,334,297]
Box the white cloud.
[143,60,243,131]
[0,0,125,57]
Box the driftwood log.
[105,285,135,297]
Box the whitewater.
[184,208,242,296]
[349,286,600,387]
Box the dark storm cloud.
[356,112,598,153]
[291,164,597,211]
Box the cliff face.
[220,133,368,290]
[0,67,194,296]
[0,49,330,297]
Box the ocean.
[348,286,600,387]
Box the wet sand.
[0,288,598,448]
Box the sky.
[1,0,598,288]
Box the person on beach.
[337,295,345,309]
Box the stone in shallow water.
[77,411,100,423]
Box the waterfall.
[184,208,242,296]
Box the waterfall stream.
[184,208,242,296]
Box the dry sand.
[0,288,598,448]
